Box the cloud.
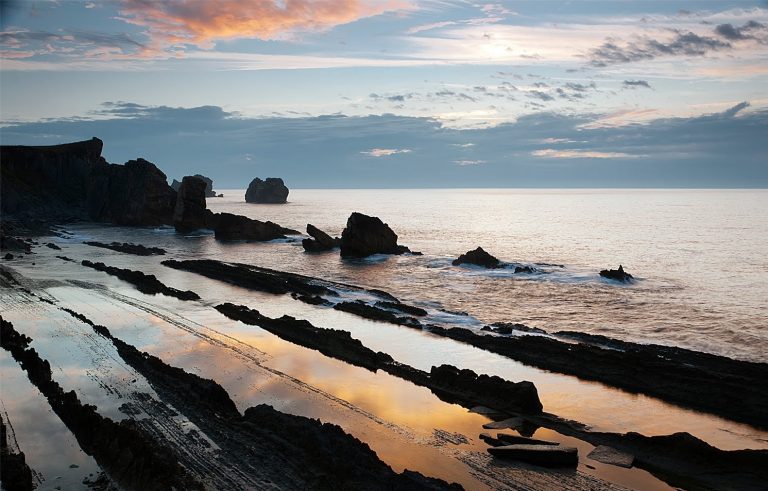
[360,148,412,157]
[0,28,145,59]
[714,20,767,41]
[623,80,652,89]
[589,31,731,67]
[527,90,554,102]
[453,159,484,166]
[531,149,638,159]
[118,0,410,53]
[452,143,474,148]
[718,101,750,118]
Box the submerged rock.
[599,265,634,282]
[340,212,411,258]
[173,176,208,232]
[587,445,634,468]
[302,224,340,252]
[514,265,536,274]
[452,247,500,268]
[83,241,166,256]
[245,177,289,204]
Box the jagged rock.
[245,177,289,204]
[488,322,546,335]
[173,176,208,232]
[84,241,166,256]
[171,179,181,191]
[452,247,500,268]
[302,224,340,252]
[3,253,13,260]
[599,265,634,282]
[340,212,410,258]
[45,242,61,250]
[488,444,578,467]
[213,212,294,241]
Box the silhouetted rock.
[3,253,13,260]
[174,175,216,198]
[1,416,34,491]
[340,212,410,258]
[245,177,289,204]
[488,444,578,467]
[452,247,500,268]
[81,260,200,301]
[599,265,634,282]
[302,224,341,252]
[45,242,61,250]
[514,265,536,274]
[488,322,546,335]
[170,179,181,191]
[84,241,166,256]
[213,212,296,241]
[173,176,208,232]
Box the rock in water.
[302,224,341,252]
[213,212,288,241]
[173,176,208,232]
[340,212,411,258]
[599,264,634,282]
[587,445,634,468]
[245,177,289,204]
[452,247,501,268]
[488,444,578,467]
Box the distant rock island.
[245,177,289,204]
[172,174,219,198]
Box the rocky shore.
[81,260,200,301]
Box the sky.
[1,0,767,187]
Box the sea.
[2,188,767,490]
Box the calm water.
[207,188,768,363]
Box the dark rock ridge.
[216,303,543,415]
[599,265,634,282]
[1,415,34,491]
[340,212,411,258]
[84,241,166,256]
[81,260,200,301]
[245,177,289,204]
[487,444,578,467]
[334,300,422,328]
[213,212,298,240]
[427,324,768,429]
[302,224,341,252]
[172,174,217,198]
[452,247,500,268]
[0,316,204,491]
[173,176,208,233]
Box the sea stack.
[173,176,208,232]
[340,212,411,258]
[245,177,289,204]
[302,224,341,252]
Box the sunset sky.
[1,0,766,187]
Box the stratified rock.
[340,212,410,258]
[488,444,578,467]
[245,177,289,204]
[599,265,634,282]
[587,445,634,468]
[213,212,292,241]
[452,247,500,268]
[302,224,341,252]
[173,176,208,232]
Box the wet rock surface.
[452,247,501,268]
[81,260,200,301]
[84,241,166,256]
[216,303,543,415]
[334,300,422,328]
[340,212,411,257]
[487,444,578,467]
[302,224,341,252]
[0,316,204,491]
[213,212,297,241]
[599,265,634,282]
[245,177,289,203]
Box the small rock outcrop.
[245,177,289,204]
[599,265,634,282]
[302,224,341,252]
[173,176,208,232]
[340,212,410,258]
[213,212,296,241]
[452,247,500,268]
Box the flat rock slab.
[488,444,578,467]
[482,417,525,430]
[479,433,505,447]
[587,445,634,468]
[469,406,503,416]
[496,433,559,446]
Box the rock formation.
[452,247,501,268]
[213,212,296,241]
[245,177,289,204]
[340,212,411,258]
[302,224,341,252]
[173,176,208,232]
[599,265,634,282]
[172,174,217,198]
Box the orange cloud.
[119,0,410,52]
